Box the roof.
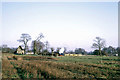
[18,46,24,50]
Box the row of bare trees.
[17,33,50,55]
[17,33,119,56]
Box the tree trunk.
[52,51,54,57]
[25,44,27,54]
[34,41,36,54]
[99,47,101,56]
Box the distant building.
[15,46,24,54]
[59,48,65,56]
[64,53,82,56]
[26,52,34,55]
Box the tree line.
[1,33,120,56]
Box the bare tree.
[64,47,67,53]
[36,33,44,41]
[32,33,45,54]
[32,40,37,54]
[92,37,106,56]
[75,48,86,55]
[32,40,45,55]
[45,41,49,50]
[18,33,31,54]
[51,47,54,56]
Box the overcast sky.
[2,2,118,51]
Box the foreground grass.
[2,53,120,79]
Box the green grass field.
[1,53,120,79]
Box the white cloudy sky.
[2,2,118,51]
